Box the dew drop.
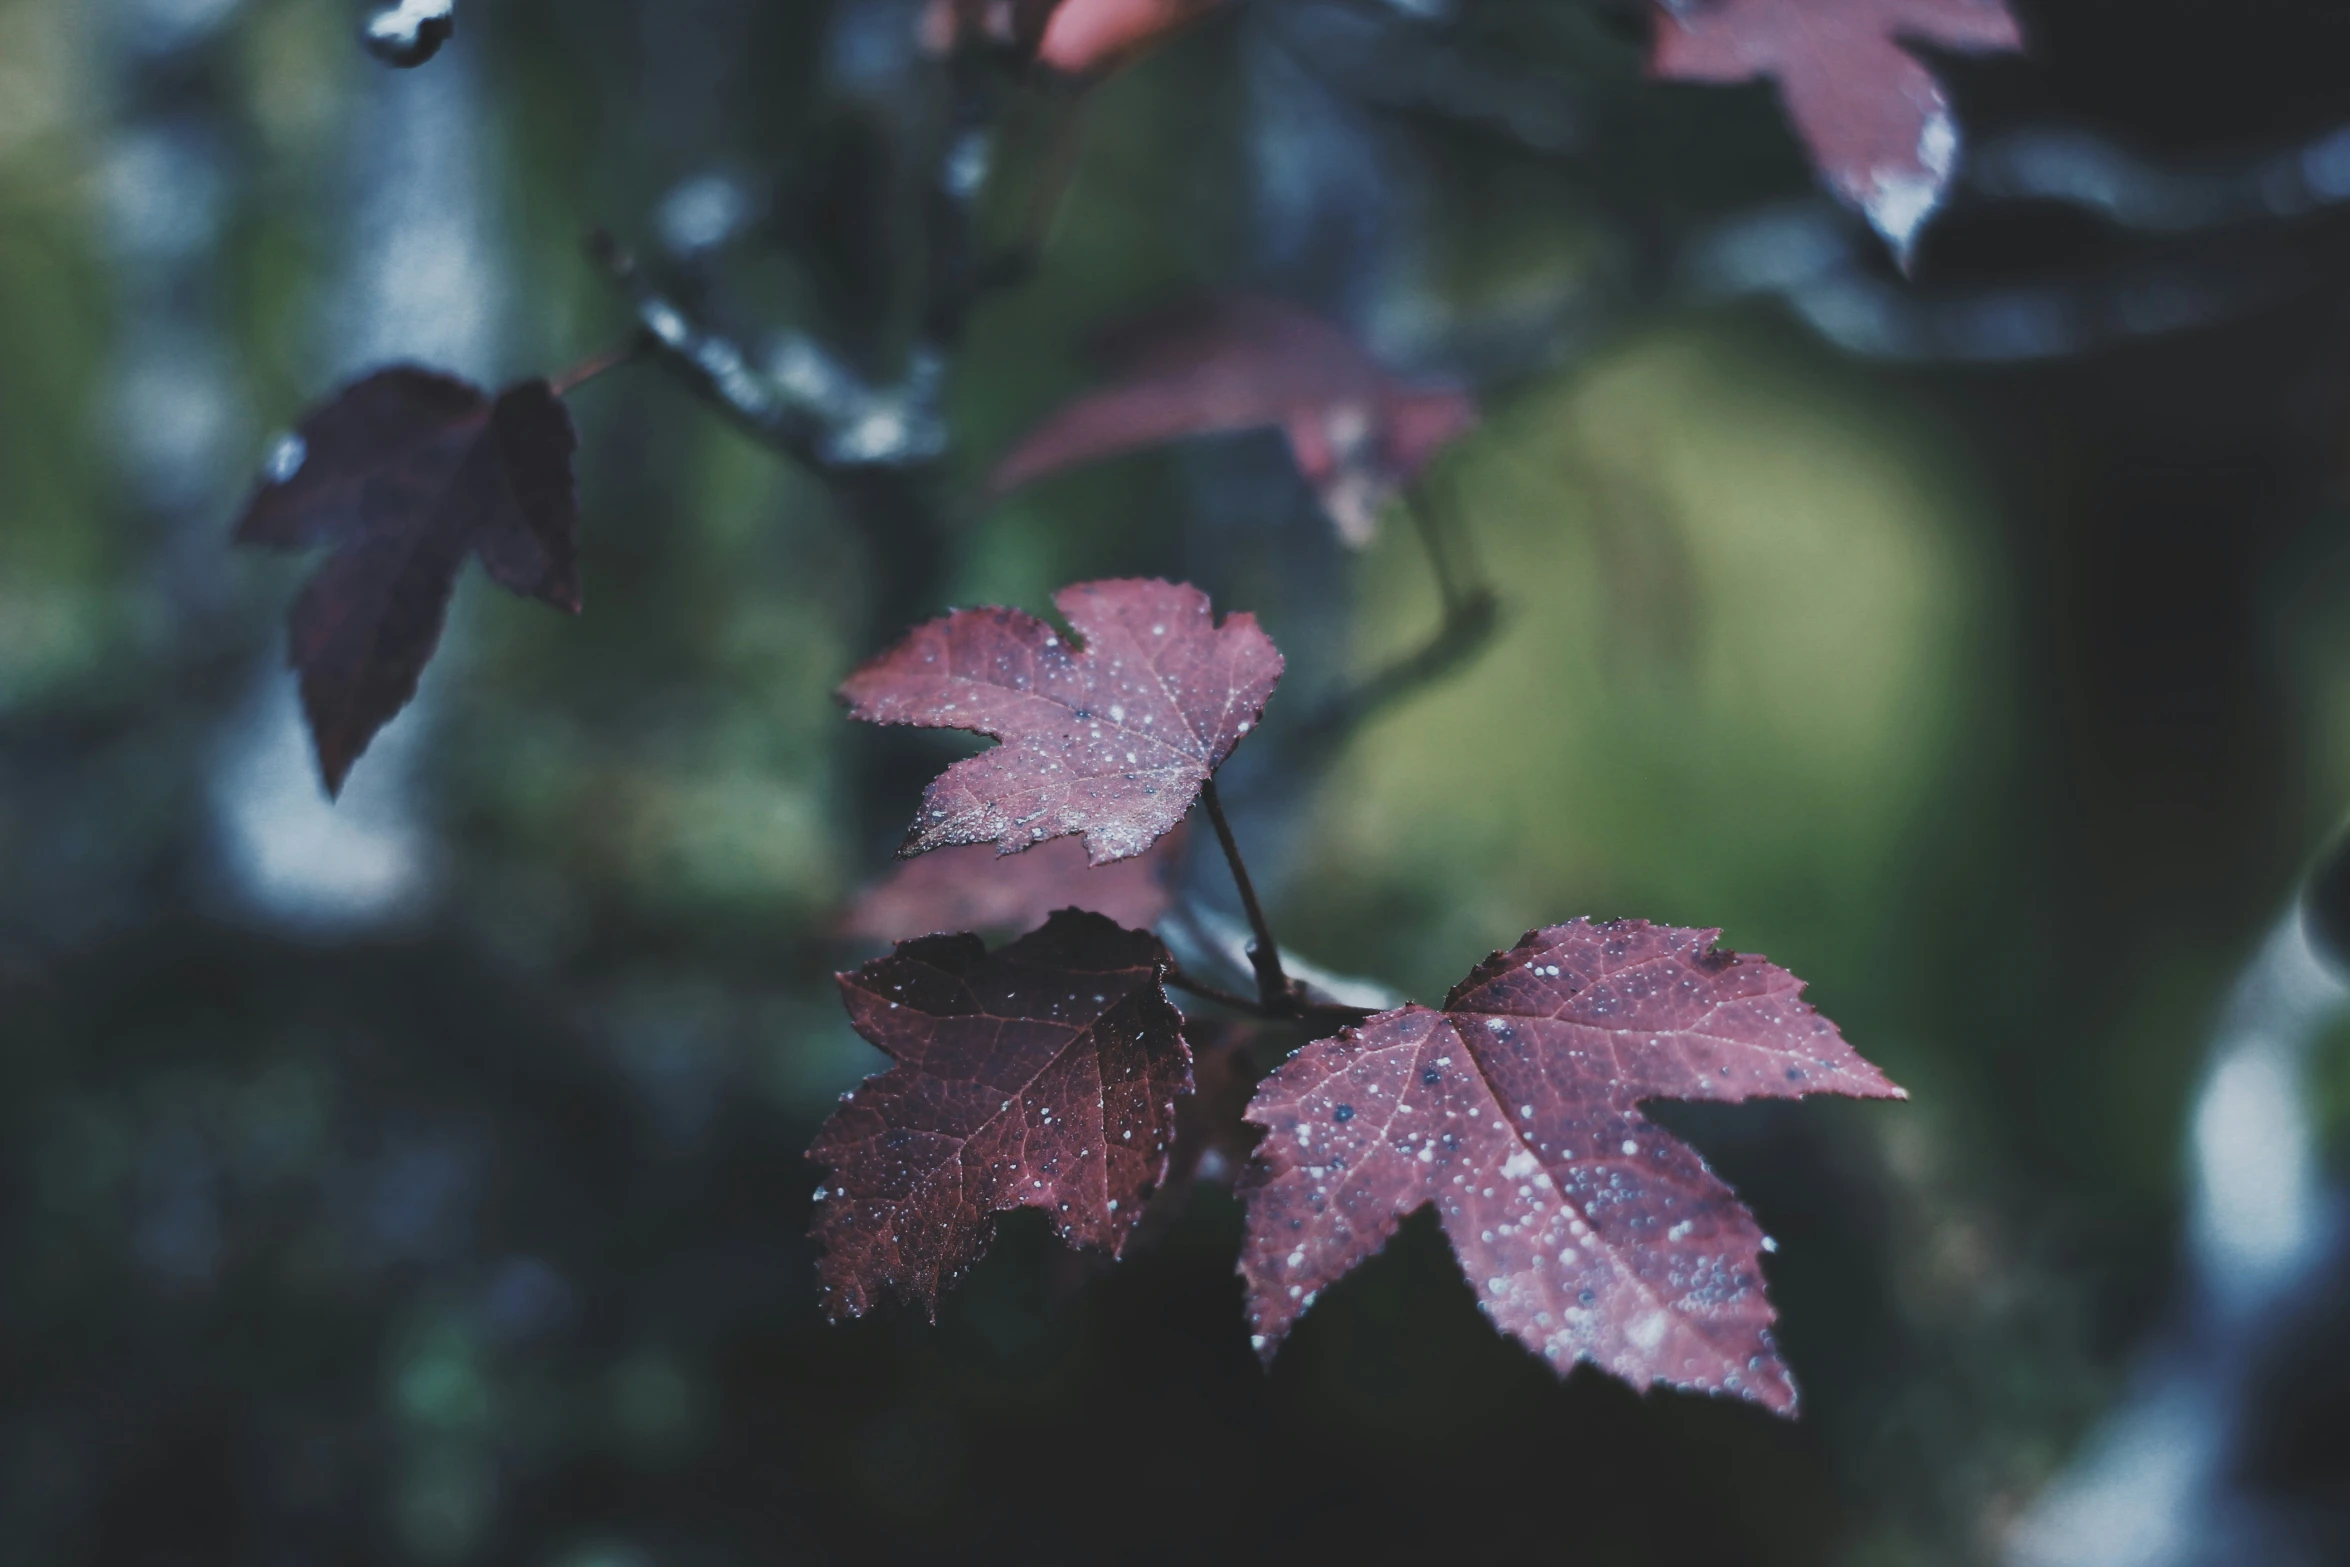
[264,432,307,483]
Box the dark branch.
[585,228,949,472]
[1163,959,1376,1030]
[1199,777,1301,1016]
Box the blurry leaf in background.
[843,828,1183,944]
[234,368,581,795]
[1650,0,2025,261]
[991,295,1475,545]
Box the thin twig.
[587,226,953,472]
[1162,963,1265,1015]
[1335,588,1497,723]
[1163,961,1375,1030]
[1279,471,1502,751]
[1199,777,1296,1014]
[1406,484,1464,616]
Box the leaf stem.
[1281,476,1498,751]
[1163,960,1374,1030]
[1199,777,1296,1014]
[548,335,649,398]
[1161,963,1264,1015]
[1407,484,1465,618]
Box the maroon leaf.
[837,578,1281,865]
[1651,0,2024,262]
[1238,919,1903,1414]
[843,828,1183,944]
[990,297,1475,545]
[810,909,1194,1318]
[235,366,580,795]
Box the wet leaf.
[1237,918,1903,1414]
[837,578,1281,865]
[234,367,580,796]
[1650,0,2023,262]
[810,910,1193,1318]
[991,297,1475,545]
[843,829,1183,944]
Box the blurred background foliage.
[8,0,2350,1563]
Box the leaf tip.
[315,745,359,801]
[304,705,360,801]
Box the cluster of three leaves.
[820,578,1901,1414]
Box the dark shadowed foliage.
[813,910,1192,1317]
[233,369,580,794]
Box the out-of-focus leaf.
[1238,918,1902,1414]
[810,910,1193,1318]
[837,578,1281,865]
[1650,0,2024,262]
[991,297,1475,545]
[919,0,1224,75]
[1036,0,1227,75]
[843,828,1183,944]
[235,367,580,796]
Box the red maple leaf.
[990,297,1475,546]
[234,366,580,795]
[1237,919,1903,1414]
[1650,0,2024,262]
[842,829,1183,944]
[810,910,1193,1318]
[836,578,1281,865]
